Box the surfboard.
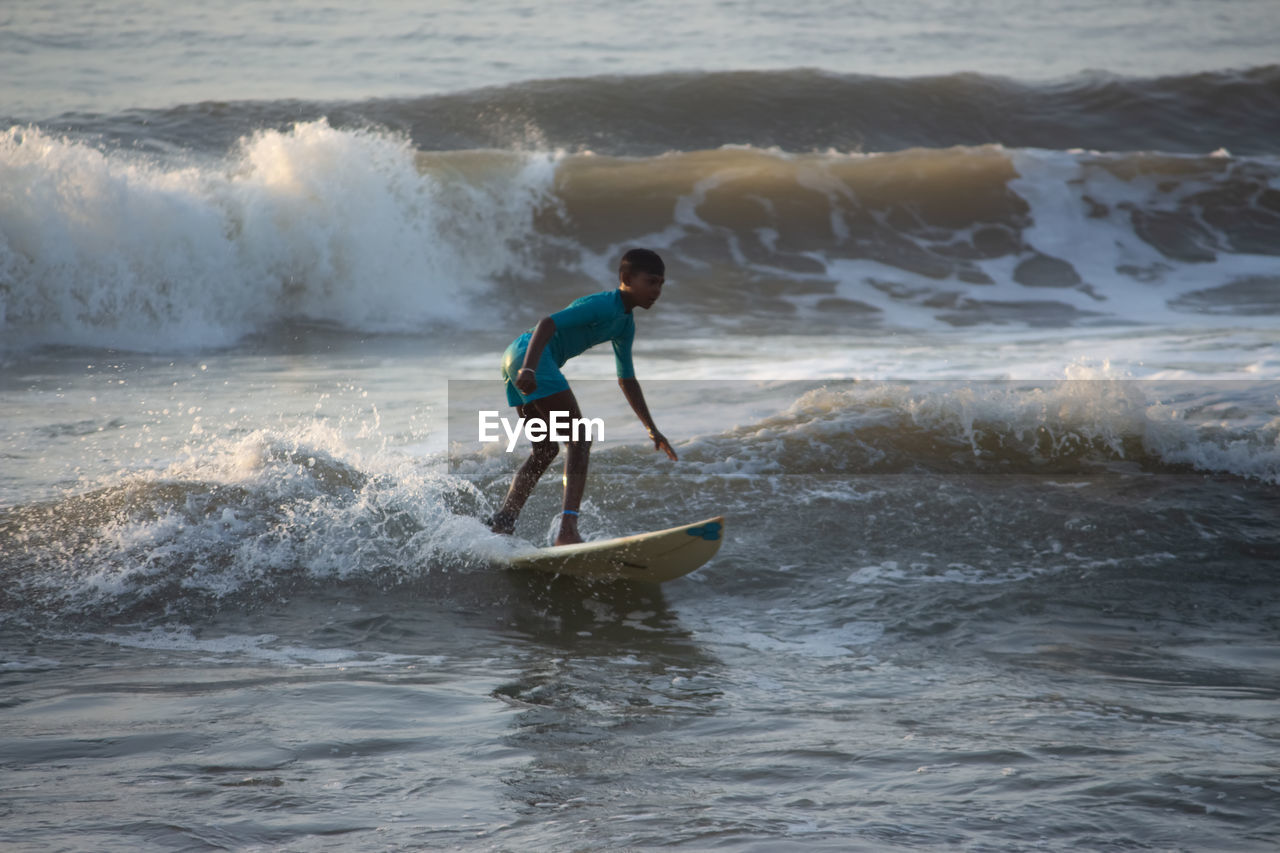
[505,516,724,582]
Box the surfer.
[488,248,678,545]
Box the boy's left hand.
[651,431,678,461]
[515,368,538,395]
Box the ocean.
[2,1,1279,850]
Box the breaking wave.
[3,118,1278,351]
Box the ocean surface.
[3,1,1279,850]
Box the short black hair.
[619,248,665,279]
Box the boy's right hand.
[651,431,678,461]
[515,367,538,395]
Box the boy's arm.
[515,317,555,394]
[618,376,678,461]
[518,295,612,393]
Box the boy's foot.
[485,510,517,535]
[554,516,582,546]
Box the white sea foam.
[1006,148,1280,326]
[3,416,533,621]
[4,130,1278,353]
[673,373,1280,484]
[0,121,555,350]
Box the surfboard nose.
[685,519,723,541]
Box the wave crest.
[0,424,511,625]
[4,122,1279,351]
[676,380,1280,482]
[0,120,554,350]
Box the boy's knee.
[532,441,560,462]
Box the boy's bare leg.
[489,390,589,543]
[556,434,589,545]
[489,427,557,534]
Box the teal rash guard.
[501,289,636,406]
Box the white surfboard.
[506,516,724,582]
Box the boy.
[488,248,678,545]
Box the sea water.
[2,2,1279,850]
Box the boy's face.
[622,270,665,309]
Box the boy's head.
[619,248,665,281]
[618,248,665,310]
